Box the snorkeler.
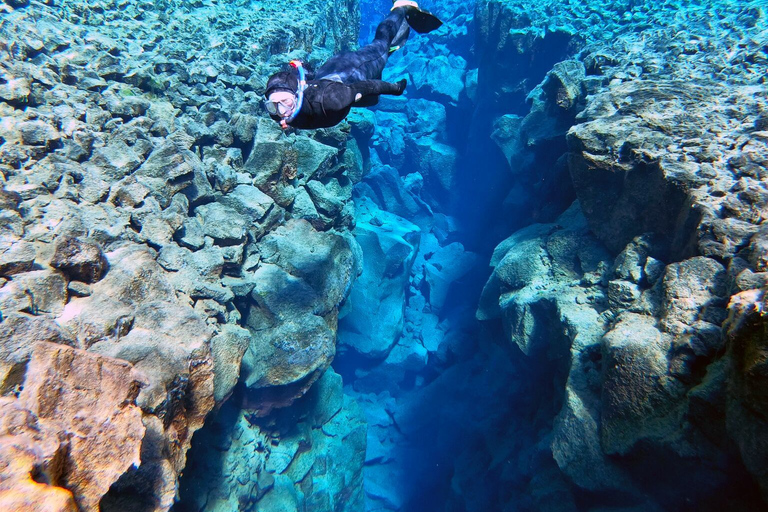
[264,0,442,130]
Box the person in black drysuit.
[264,2,441,130]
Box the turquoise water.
[1,0,767,511]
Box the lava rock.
[194,202,247,246]
[19,120,60,147]
[0,242,36,277]
[50,237,108,283]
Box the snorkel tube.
[280,60,307,130]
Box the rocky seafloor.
[0,0,767,511]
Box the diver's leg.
[372,7,411,51]
[350,78,406,97]
[347,78,407,107]
[315,8,410,83]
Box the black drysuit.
[266,8,411,129]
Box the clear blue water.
[3,0,766,511]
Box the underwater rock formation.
[0,0,366,510]
[333,0,768,510]
[1,0,767,510]
[0,342,145,512]
[467,0,768,510]
[177,368,366,512]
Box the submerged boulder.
[239,219,359,414]
[50,236,108,283]
[339,198,420,359]
[0,342,145,512]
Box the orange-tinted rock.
[0,342,146,512]
[0,433,78,512]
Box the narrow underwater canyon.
[0,0,767,511]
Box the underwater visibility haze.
[0,0,767,511]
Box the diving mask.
[265,92,297,117]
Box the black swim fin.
[405,8,443,34]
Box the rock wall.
[470,0,768,510]
[0,0,366,510]
[335,0,768,511]
[177,368,366,512]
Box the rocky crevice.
[332,0,768,511]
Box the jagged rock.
[0,313,76,394]
[357,165,427,222]
[239,220,357,412]
[661,256,727,341]
[88,140,143,180]
[306,179,345,217]
[241,263,335,392]
[194,202,247,246]
[219,184,276,223]
[130,195,187,247]
[50,237,108,283]
[211,324,251,404]
[0,241,36,277]
[406,139,458,197]
[0,188,21,211]
[105,94,151,118]
[0,424,79,512]
[170,269,235,304]
[423,242,478,312]
[177,368,365,512]
[291,186,322,227]
[67,280,91,297]
[568,79,766,261]
[747,225,768,272]
[339,199,419,359]
[725,290,768,498]
[18,120,60,147]
[295,137,340,183]
[347,109,376,140]
[0,76,30,103]
[397,54,467,103]
[177,216,206,250]
[6,269,67,316]
[134,140,212,208]
[601,313,678,455]
[211,163,238,193]
[109,175,150,208]
[58,244,214,506]
[0,211,24,241]
[0,0,367,509]
[0,342,146,512]
[244,140,296,191]
[231,113,258,144]
[405,99,447,138]
[257,218,358,315]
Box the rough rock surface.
[177,369,366,512]
[468,0,768,510]
[0,342,145,512]
[0,0,366,510]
